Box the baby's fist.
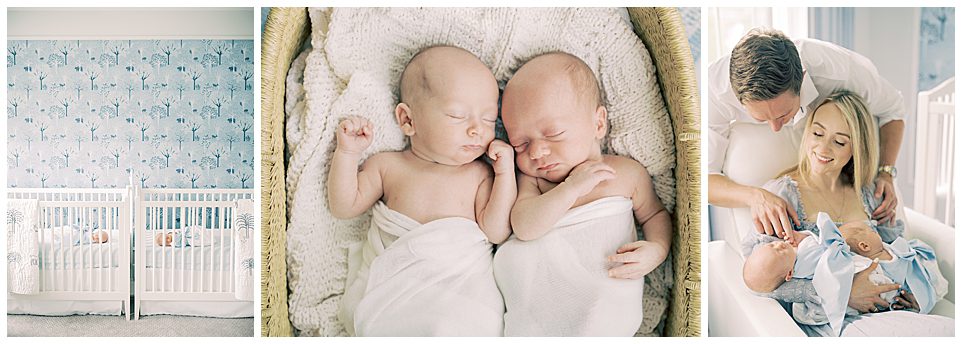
[486,140,515,175]
[336,117,374,155]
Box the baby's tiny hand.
[607,240,668,280]
[486,140,515,175]
[564,160,615,197]
[335,117,374,155]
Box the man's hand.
[607,240,668,280]
[872,173,899,226]
[335,117,374,155]
[563,160,615,197]
[486,140,515,176]
[749,188,800,239]
[848,259,900,313]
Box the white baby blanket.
[7,199,40,295]
[234,199,256,301]
[340,202,503,336]
[493,196,645,336]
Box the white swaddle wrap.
[340,202,504,336]
[493,196,645,336]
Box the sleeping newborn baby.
[493,52,671,336]
[330,46,514,336]
[839,220,948,315]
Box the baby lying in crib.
[330,46,514,336]
[60,224,109,244]
[154,227,223,247]
[493,52,671,336]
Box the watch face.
[880,166,897,178]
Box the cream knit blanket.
[285,7,675,336]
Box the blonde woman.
[745,90,953,336]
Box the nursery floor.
[7,314,254,337]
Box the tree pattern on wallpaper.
[919,7,954,92]
[7,40,254,189]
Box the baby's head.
[91,230,109,244]
[155,232,173,246]
[395,46,499,166]
[839,220,884,257]
[501,52,608,183]
[743,240,796,293]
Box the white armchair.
[707,123,955,336]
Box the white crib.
[7,185,254,320]
[132,187,254,319]
[914,76,955,226]
[7,188,133,320]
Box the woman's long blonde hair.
[784,90,879,192]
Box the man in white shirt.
[707,27,904,238]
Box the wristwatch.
[878,165,897,178]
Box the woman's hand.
[848,259,901,313]
[871,174,899,226]
[748,187,800,239]
[607,240,668,280]
[891,290,920,312]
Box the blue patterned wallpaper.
[7,40,254,189]
[918,7,954,92]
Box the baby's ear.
[395,103,416,136]
[784,268,793,281]
[593,105,608,139]
[858,241,871,253]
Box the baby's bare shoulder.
[603,155,650,180]
[361,151,405,171]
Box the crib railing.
[132,186,253,320]
[7,188,132,319]
[914,77,955,226]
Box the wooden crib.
[7,188,132,320]
[132,187,254,320]
[8,185,254,320]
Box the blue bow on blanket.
[792,212,854,337]
[880,238,938,314]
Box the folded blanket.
[234,199,255,301]
[340,202,503,336]
[493,196,644,336]
[7,199,40,295]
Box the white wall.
[852,8,921,207]
[8,8,254,40]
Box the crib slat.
[180,207,186,293]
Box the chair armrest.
[904,208,955,304]
[707,241,805,336]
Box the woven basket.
[260,7,701,337]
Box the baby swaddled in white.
[494,197,645,336]
[340,202,504,336]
